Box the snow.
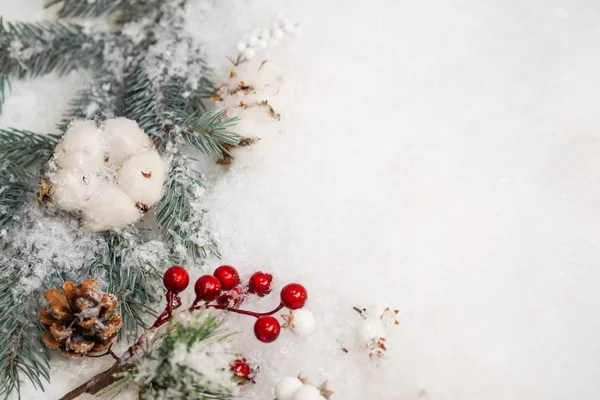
[2,0,600,399]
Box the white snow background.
[2,0,600,399]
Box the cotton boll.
[82,183,141,232]
[275,376,303,400]
[292,385,322,400]
[290,309,316,337]
[103,117,153,167]
[117,150,167,208]
[49,170,100,212]
[357,318,387,344]
[54,120,104,171]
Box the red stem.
[204,302,285,318]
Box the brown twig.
[59,361,134,400]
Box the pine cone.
[39,280,122,358]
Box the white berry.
[243,48,256,60]
[257,39,268,49]
[290,309,316,337]
[236,42,247,52]
[260,28,271,40]
[247,35,259,46]
[275,376,304,400]
[271,27,284,39]
[292,385,321,400]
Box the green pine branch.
[0,129,60,168]
[115,313,234,400]
[0,72,9,115]
[56,72,122,132]
[0,273,50,399]
[0,162,33,231]
[0,19,105,80]
[45,0,129,18]
[178,110,240,157]
[156,155,220,264]
[86,229,167,340]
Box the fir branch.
[45,0,129,18]
[178,110,240,157]
[0,72,8,115]
[0,273,50,399]
[156,155,219,264]
[0,19,104,80]
[0,161,33,231]
[0,128,60,168]
[119,313,234,400]
[87,229,166,339]
[56,72,122,132]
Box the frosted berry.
[289,309,316,337]
[217,285,245,306]
[162,266,189,293]
[280,283,307,310]
[194,275,222,301]
[230,357,251,384]
[248,271,273,296]
[254,316,281,343]
[213,265,240,290]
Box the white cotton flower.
[103,117,154,167]
[49,170,100,212]
[49,118,166,232]
[292,385,322,400]
[275,376,303,400]
[289,309,316,337]
[54,120,104,172]
[357,318,387,344]
[117,150,167,207]
[82,182,141,232]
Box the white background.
[2,0,600,399]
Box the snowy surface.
[2,0,600,399]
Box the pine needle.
[0,129,60,168]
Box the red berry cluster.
[160,265,308,344]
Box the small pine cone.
[39,280,122,358]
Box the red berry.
[280,283,308,310]
[248,271,273,296]
[213,265,240,290]
[230,357,251,384]
[217,285,245,306]
[194,275,222,301]
[254,316,281,343]
[162,266,190,293]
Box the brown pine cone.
[39,280,122,358]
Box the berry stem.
[204,302,285,318]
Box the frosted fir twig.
[156,154,220,264]
[0,128,60,168]
[58,313,234,400]
[0,18,105,81]
[45,0,130,18]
